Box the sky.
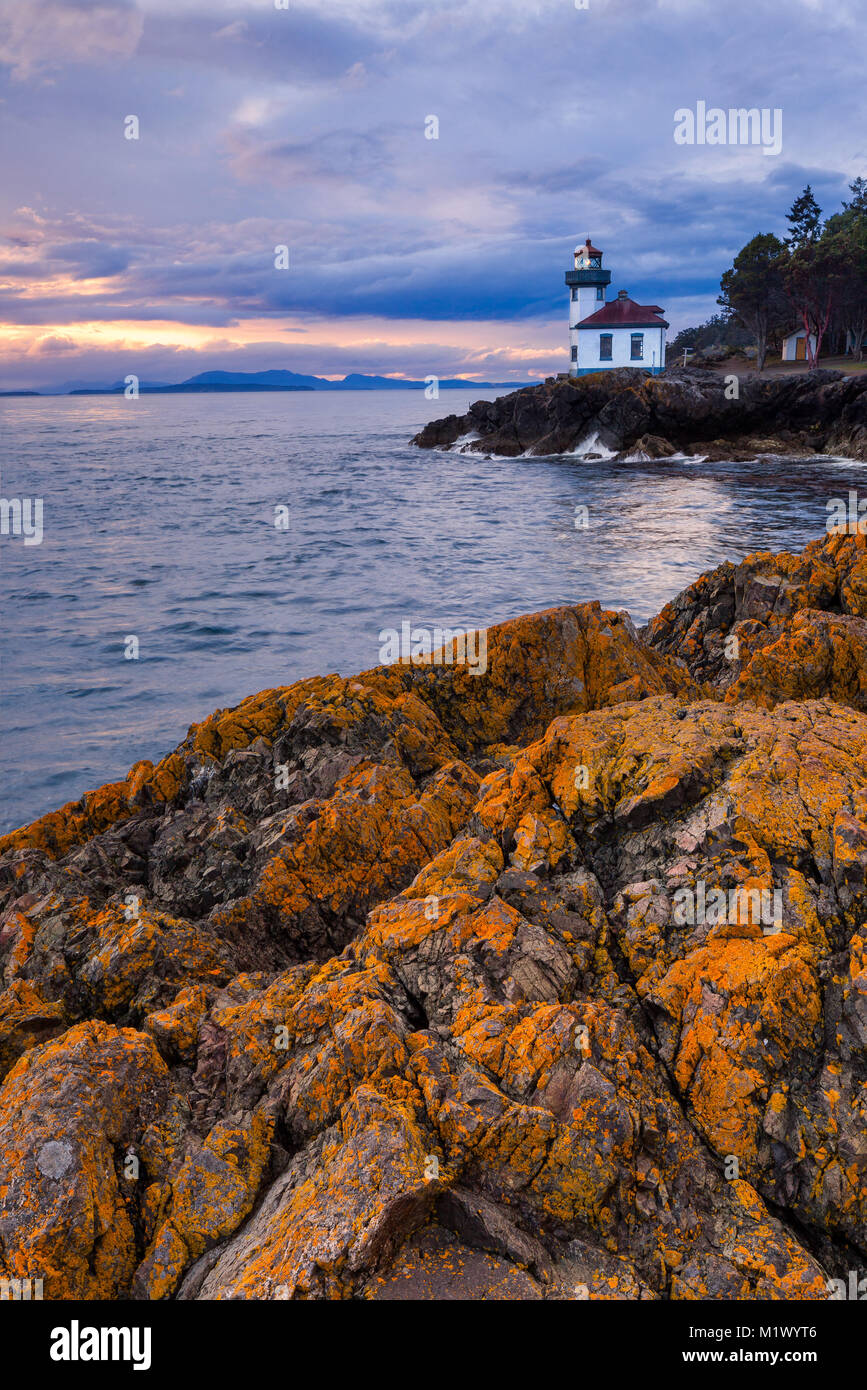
[0,0,864,390]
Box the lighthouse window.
[590,257,601,267]
[630,333,644,360]
[596,287,604,300]
[599,334,613,361]
[571,346,578,361]
[571,287,578,301]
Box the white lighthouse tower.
[566,238,611,374]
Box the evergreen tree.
[843,176,867,218]
[824,218,867,359]
[785,186,823,250]
[718,233,788,371]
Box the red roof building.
[576,291,669,330]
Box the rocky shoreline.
[412,366,867,461]
[0,530,866,1300]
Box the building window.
[599,334,613,361]
[630,333,644,360]
[571,346,578,361]
[571,287,578,301]
[596,286,604,300]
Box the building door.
[795,336,807,361]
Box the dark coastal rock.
[412,366,867,461]
[0,534,865,1300]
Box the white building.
[781,328,818,362]
[782,326,866,361]
[566,239,668,376]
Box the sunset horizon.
[3,0,864,390]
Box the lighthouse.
[566,239,611,371]
[566,238,668,376]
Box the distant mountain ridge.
[36,369,538,396]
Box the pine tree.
[718,233,788,371]
[843,176,867,217]
[785,186,823,249]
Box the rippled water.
[1,389,864,834]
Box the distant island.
[2,370,537,397]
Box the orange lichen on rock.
[645,529,867,713]
[0,1022,170,1298]
[0,533,864,1300]
[651,934,821,1168]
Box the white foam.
[810,454,867,467]
[451,430,481,453]
[618,449,708,463]
[570,431,618,460]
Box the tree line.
[672,179,867,371]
